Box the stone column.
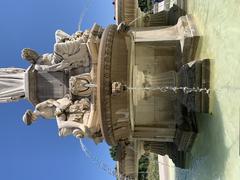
[132,15,197,43]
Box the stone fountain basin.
[97,24,130,146]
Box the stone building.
[113,0,186,28]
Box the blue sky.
[0,0,116,180]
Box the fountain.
[95,13,210,178]
[0,2,211,179]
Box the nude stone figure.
[22,95,102,143]
[21,29,90,72]
[22,95,90,138]
[66,98,102,144]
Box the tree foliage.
[138,0,153,13]
[138,154,150,180]
[109,146,118,161]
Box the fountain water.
[128,10,152,26]
[79,138,209,180]
[82,83,211,95]
[82,83,97,88]
[77,0,93,31]
[127,86,211,95]
[79,139,120,178]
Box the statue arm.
[54,39,82,56]
[45,99,60,108]
[46,98,72,115]
[35,100,54,110]
[33,100,56,119]
[40,53,54,65]
[35,99,62,115]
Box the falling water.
[77,0,93,31]
[79,138,209,180]
[82,82,211,95]
[82,83,97,88]
[79,139,119,178]
[127,85,240,95]
[128,16,144,26]
[128,10,152,26]
[127,86,211,95]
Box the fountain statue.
[20,23,104,144]
[22,95,102,143]
[21,30,90,72]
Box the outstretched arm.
[41,98,71,111]
[54,39,82,56]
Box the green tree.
[109,146,118,161]
[138,0,153,12]
[138,154,150,180]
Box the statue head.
[22,109,37,125]
[21,48,40,64]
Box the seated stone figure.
[22,95,89,137]
[66,98,102,144]
[21,29,90,72]
[22,95,102,143]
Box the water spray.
[128,10,153,27]
[78,138,209,180]
[127,86,211,95]
[77,0,93,31]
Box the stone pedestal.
[177,59,210,113]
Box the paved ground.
[177,0,240,180]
